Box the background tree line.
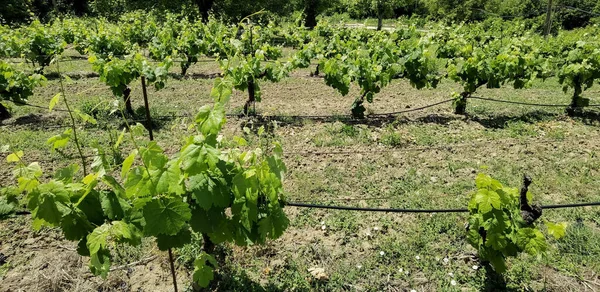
[2,0,599,29]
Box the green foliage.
[556,40,600,107]
[1,77,288,288]
[76,22,130,58]
[467,174,567,273]
[0,60,46,104]
[149,16,208,75]
[295,25,439,117]
[24,21,66,72]
[90,53,172,97]
[193,252,218,287]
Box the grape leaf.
[474,189,501,214]
[516,228,547,256]
[49,93,61,112]
[89,248,111,278]
[121,150,137,179]
[189,173,230,210]
[546,222,568,240]
[46,129,73,151]
[193,252,218,288]
[190,207,233,244]
[6,151,24,163]
[100,191,131,220]
[156,226,192,251]
[61,208,94,240]
[258,207,289,241]
[155,160,184,195]
[195,103,225,135]
[54,164,80,183]
[143,196,191,236]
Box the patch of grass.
[380,125,407,147]
[111,238,155,266]
[0,261,10,278]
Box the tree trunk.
[566,79,584,116]
[0,103,10,120]
[454,92,468,115]
[72,0,88,16]
[181,55,193,77]
[195,0,214,23]
[304,0,318,29]
[123,87,134,116]
[202,233,215,254]
[351,92,369,119]
[377,0,383,31]
[243,79,256,115]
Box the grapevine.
[90,53,172,115]
[1,76,289,289]
[467,174,567,273]
[0,60,46,119]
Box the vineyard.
[1,12,600,291]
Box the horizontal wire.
[285,200,600,213]
[469,96,600,108]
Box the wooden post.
[141,76,154,141]
[168,248,179,292]
[544,0,554,37]
[377,0,383,31]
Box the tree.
[194,0,214,23]
[374,0,384,30]
[304,0,318,28]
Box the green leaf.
[100,191,131,220]
[180,140,220,175]
[6,151,24,163]
[87,223,111,255]
[475,173,502,190]
[474,189,501,214]
[76,110,98,125]
[143,197,191,236]
[210,77,233,104]
[54,164,80,183]
[190,174,230,210]
[121,150,137,179]
[111,221,142,246]
[46,129,72,151]
[516,228,547,256]
[61,208,94,240]
[193,252,218,288]
[49,93,61,112]
[35,193,65,226]
[156,226,192,251]
[77,190,105,226]
[190,207,233,244]
[130,123,147,137]
[89,248,111,278]
[195,103,225,135]
[258,207,289,241]
[487,251,508,273]
[0,197,16,219]
[155,160,184,195]
[547,222,568,240]
[102,175,126,198]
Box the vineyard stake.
[141,76,154,140]
[141,76,177,291]
[168,248,179,292]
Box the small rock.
[270,259,285,269]
[308,267,328,281]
